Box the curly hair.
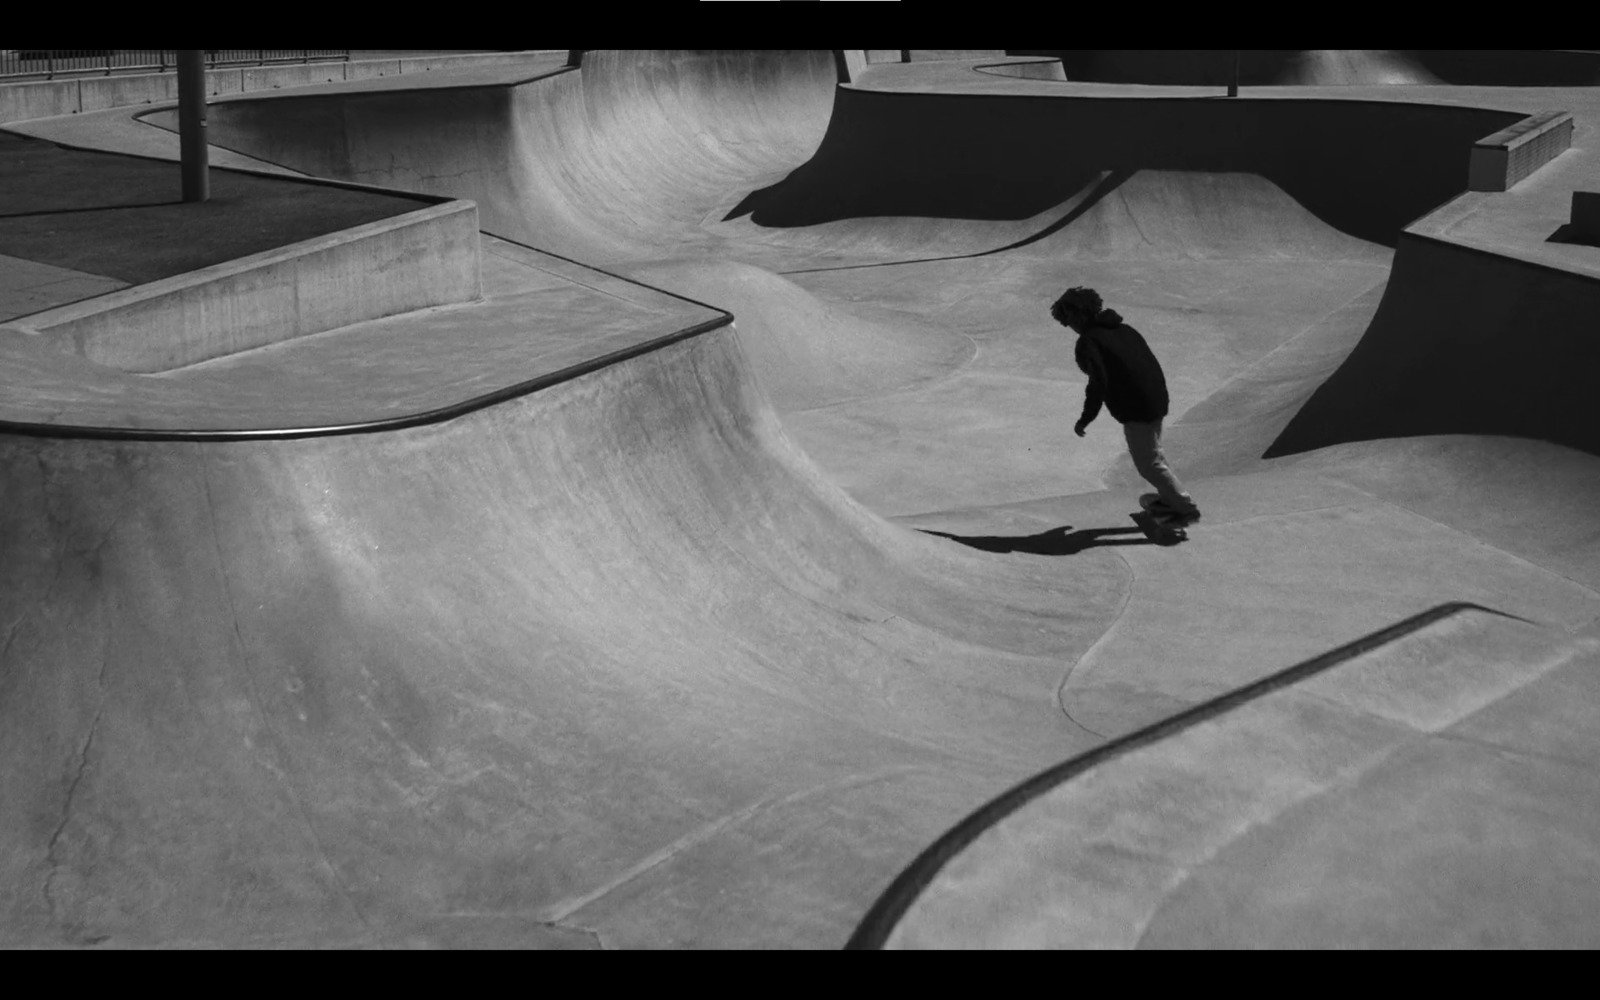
[1050,286,1103,327]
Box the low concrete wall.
[0,78,79,121]
[13,200,482,373]
[398,52,556,74]
[1,52,562,123]
[242,62,349,92]
[345,59,403,81]
[78,71,176,112]
[1468,110,1574,192]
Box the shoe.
[1140,493,1200,519]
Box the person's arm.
[1075,340,1105,436]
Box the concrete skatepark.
[2,49,1599,948]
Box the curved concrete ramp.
[1,326,1131,948]
[175,51,837,266]
[860,607,1600,949]
[618,260,975,411]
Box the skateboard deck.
[1131,510,1194,545]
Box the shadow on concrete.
[921,525,1155,555]
[723,158,1111,228]
[719,90,1522,248]
[971,167,1135,256]
[1547,223,1599,249]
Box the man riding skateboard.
[1051,286,1200,528]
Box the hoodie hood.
[1094,308,1125,327]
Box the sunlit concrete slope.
[0,325,1135,948]
[176,51,836,265]
[871,609,1600,949]
[1267,230,1600,460]
[617,260,975,411]
[1273,435,1600,597]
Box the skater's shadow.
[920,524,1154,556]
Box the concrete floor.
[2,50,1599,948]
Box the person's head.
[1050,286,1103,333]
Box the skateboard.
[1130,499,1200,545]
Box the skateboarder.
[1051,286,1200,522]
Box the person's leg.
[1123,420,1196,512]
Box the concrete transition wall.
[1267,232,1600,459]
[11,199,481,373]
[745,88,1523,247]
[179,51,837,264]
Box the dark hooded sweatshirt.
[1073,308,1170,426]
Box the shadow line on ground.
[920,524,1156,555]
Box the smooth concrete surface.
[1,326,1122,947]
[884,611,1600,948]
[0,254,127,323]
[4,51,1600,949]
[10,200,483,373]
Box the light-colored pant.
[1122,420,1195,510]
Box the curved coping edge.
[1,233,736,443]
[0,315,731,443]
[842,599,1530,950]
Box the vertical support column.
[178,49,210,203]
[1228,50,1240,97]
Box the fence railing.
[0,50,350,81]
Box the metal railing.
[0,49,350,81]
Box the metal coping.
[843,600,1529,950]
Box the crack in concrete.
[37,454,133,932]
[199,456,372,933]
[40,635,109,925]
[0,610,28,671]
[1118,189,1153,248]
[2,455,63,674]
